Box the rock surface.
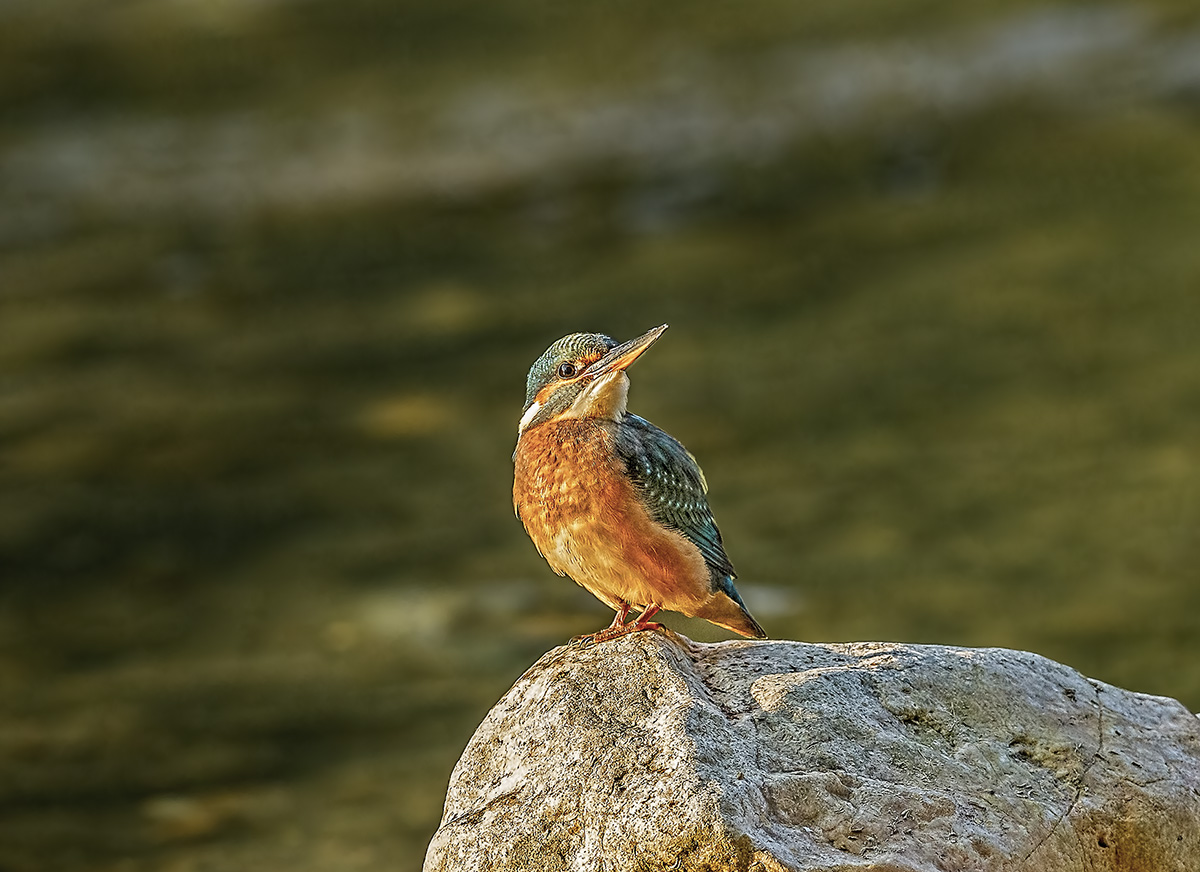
[423,633,1200,872]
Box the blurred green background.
[3,0,1199,869]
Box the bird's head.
[517,324,667,435]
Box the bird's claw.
[569,620,664,648]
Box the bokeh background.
[3,0,1199,869]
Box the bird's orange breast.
[513,419,711,613]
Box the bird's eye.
[557,362,577,378]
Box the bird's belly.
[543,508,709,612]
[514,423,710,612]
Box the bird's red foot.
[571,604,662,646]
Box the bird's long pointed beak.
[587,324,668,377]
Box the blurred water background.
[2,0,1200,869]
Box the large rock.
[424,633,1200,872]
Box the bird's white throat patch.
[566,370,628,421]
[518,400,542,433]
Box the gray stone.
[423,633,1200,871]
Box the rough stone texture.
[423,633,1200,872]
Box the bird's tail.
[700,576,767,639]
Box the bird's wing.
[615,414,736,582]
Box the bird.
[512,324,766,644]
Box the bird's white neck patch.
[518,400,542,433]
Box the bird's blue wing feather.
[615,414,736,586]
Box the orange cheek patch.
[576,350,607,370]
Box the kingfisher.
[512,324,766,644]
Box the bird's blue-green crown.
[523,332,617,411]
